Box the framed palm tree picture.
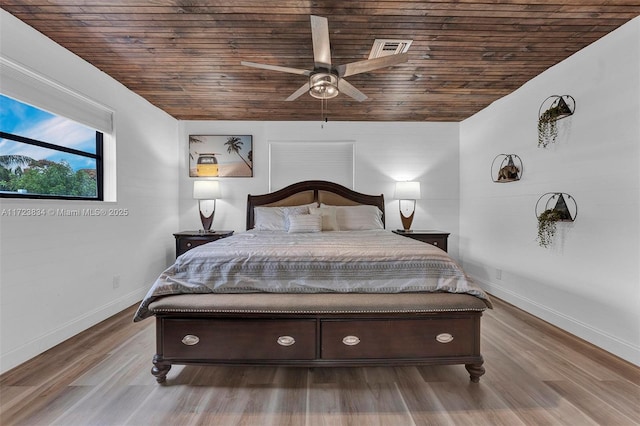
[189,135,253,177]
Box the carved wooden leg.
[152,354,171,384]
[465,362,485,383]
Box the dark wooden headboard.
[246,180,385,230]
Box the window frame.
[0,129,104,201]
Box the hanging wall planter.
[538,95,575,148]
[491,154,523,183]
[535,192,578,248]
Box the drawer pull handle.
[342,335,361,346]
[436,333,454,344]
[181,334,200,346]
[277,336,296,346]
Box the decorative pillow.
[321,204,384,230]
[287,214,322,233]
[309,206,339,231]
[283,206,310,230]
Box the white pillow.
[254,203,316,230]
[321,204,384,230]
[254,206,286,230]
[309,206,339,231]
[287,214,322,233]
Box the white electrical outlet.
[112,275,121,289]
[496,269,502,280]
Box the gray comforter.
[134,230,491,321]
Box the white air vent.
[368,39,413,59]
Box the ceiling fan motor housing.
[309,72,339,99]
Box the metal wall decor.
[491,154,523,183]
[535,192,578,248]
[538,95,575,148]
[535,192,577,221]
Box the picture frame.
[189,135,253,177]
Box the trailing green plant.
[538,97,572,148]
[537,208,571,248]
[538,106,562,148]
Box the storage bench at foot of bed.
[149,293,487,384]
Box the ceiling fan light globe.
[309,73,339,99]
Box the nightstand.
[392,230,450,252]
[173,231,234,258]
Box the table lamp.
[193,180,221,232]
[394,181,421,232]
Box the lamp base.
[198,199,216,232]
[399,199,416,231]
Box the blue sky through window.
[0,94,97,171]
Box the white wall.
[459,17,640,365]
[178,121,462,257]
[0,11,179,373]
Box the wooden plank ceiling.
[2,1,639,122]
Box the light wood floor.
[1,296,638,426]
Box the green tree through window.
[0,94,103,200]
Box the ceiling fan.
[241,15,409,102]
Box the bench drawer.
[161,319,316,360]
[321,318,475,359]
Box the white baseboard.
[476,276,640,367]
[0,288,147,375]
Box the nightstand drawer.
[321,318,474,359]
[408,234,447,250]
[177,238,210,253]
[173,231,233,257]
[161,319,316,360]
[392,230,449,252]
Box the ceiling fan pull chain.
[321,98,328,128]
[325,99,329,123]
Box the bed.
[135,180,491,384]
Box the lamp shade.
[193,180,221,199]
[394,181,421,200]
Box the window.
[0,94,103,200]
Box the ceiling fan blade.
[241,61,311,76]
[310,15,332,69]
[338,79,368,102]
[336,53,409,77]
[285,82,310,101]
